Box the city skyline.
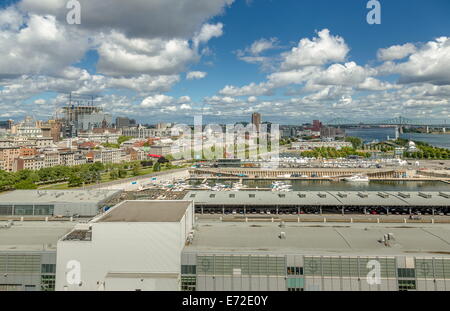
[0,0,449,124]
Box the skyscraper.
[251,112,261,131]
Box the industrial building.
[0,190,122,217]
[181,221,450,291]
[55,200,194,291]
[185,190,450,215]
[0,221,76,291]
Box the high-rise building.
[116,117,136,128]
[60,93,113,137]
[312,120,323,131]
[0,119,13,129]
[251,112,261,131]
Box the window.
[13,205,33,216]
[181,265,197,275]
[0,205,13,216]
[181,276,196,291]
[41,264,56,274]
[398,280,416,291]
[41,275,55,291]
[287,266,303,275]
[398,268,415,278]
[34,205,54,216]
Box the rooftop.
[185,190,450,207]
[0,221,77,251]
[0,190,121,204]
[96,200,192,223]
[184,221,450,257]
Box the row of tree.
[0,157,175,191]
[300,147,371,159]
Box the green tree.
[110,170,119,180]
[153,162,161,172]
[118,168,127,178]
[132,164,141,176]
[14,179,37,190]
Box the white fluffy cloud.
[140,94,192,112]
[280,29,349,70]
[0,13,89,77]
[193,23,224,48]
[20,0,233,39]
[141,94,175,108]
[377,43,416,61]
[0,1,232,121]
[186,71,207,80]
[387,37,450,85]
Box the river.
[345,128,450,149]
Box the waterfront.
[189,179,450,191]
[345,128,450,149]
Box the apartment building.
[0,147,20,171]
[59,151,76,167]
[100,149,122,164]
[43,152,61,168]
[13,155,45,172]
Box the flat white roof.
[184,221,450,257]
[0,190,121,204]
[0,221,77,251]
[96,200,192,223]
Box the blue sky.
[0,0,449,124]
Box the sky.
[0,0,449,125]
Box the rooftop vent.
[278,194,286,198]
[358,192,368,198]
[337,193,347,198]
[318,193,326,198]
[439,192,450,199]
[297,193,306,198]
[279,232,286,239]
[249,194,256,198]
[229,194,235,198]
[398,192,411,198]
[419,192,432,199]
[209,194,215,198]
[378,192,389,198]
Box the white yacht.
[271,181,293,192]
[344,174,370,182]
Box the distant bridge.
[325,116,448,127]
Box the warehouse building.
[181,221,450,291]
[0,190,122,217]
[55,200,194,291]
[0,221,76,291]
[52,196,450,292]
[185,190,450,215]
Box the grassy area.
[39,183,71,190]
[39,164,188,190]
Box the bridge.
[325,116,448,127]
